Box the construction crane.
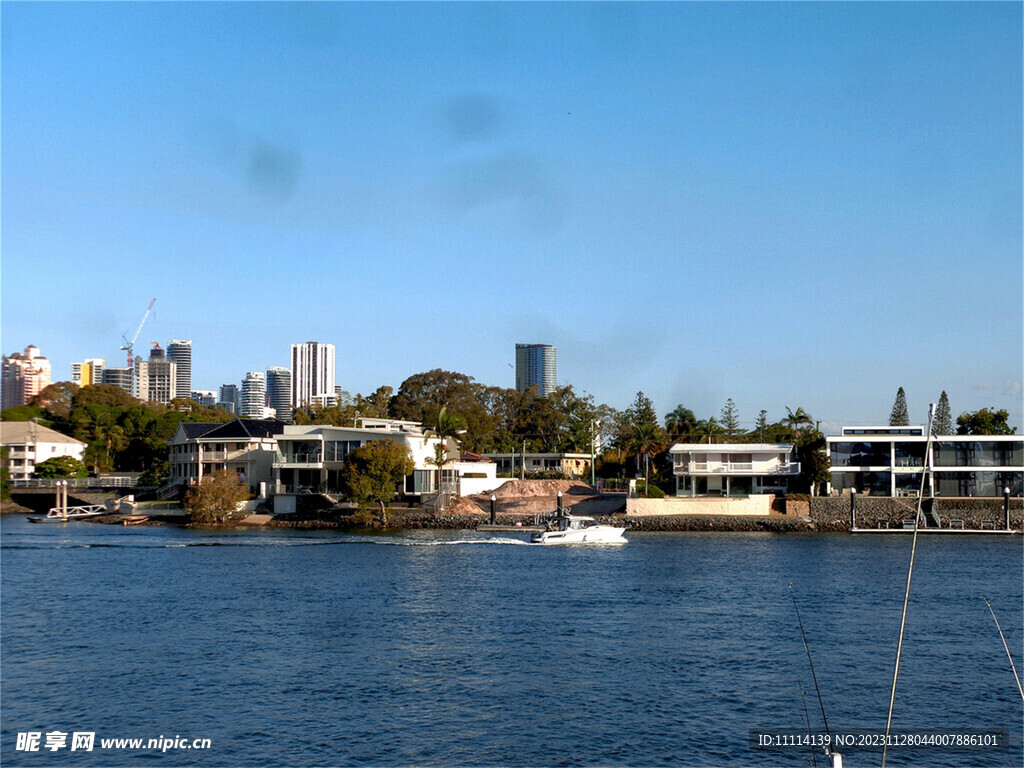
[121,298,156,368]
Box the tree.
[389,370,495,453]
[694,417,724,443]
[720,398,741,439]
[620,392,666,487]
[422,405,466,508]
[73,384,138,410]
[783,406,813,440]
[185,469,252,525]
[33,456,87,479]
[339,440,415,526]
[956,408,1016,436]
[665,405,697,441]
[754,410,770,442]
[934,391,952,435]
[889,387,909,426]
[30,381,79,420]
[794,430,831,496]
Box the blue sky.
[3,2,1021,433]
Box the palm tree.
[665,405,697,441]
[694,417,724,444]
[422,405,466,509]
[92,415,127,470]
[783,406,813,440]
[627,421,665,490]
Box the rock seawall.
[809,497,1023,532]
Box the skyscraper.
[240,371,266,418]
[2,345,52,409]
[290,342,336,408]
[167,340,192,399]
[102,367,134,395]
[515,344,557,397]
[218,384,239,414]
[71,358,106,387]
[266,366,292,422]
[135,344,177,404]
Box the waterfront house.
[668,443,799,497]
[1,421,86,481]
[486,452,593,479]
[168,418,287,494]
[273,418,496,513]
[826,426,1022,497]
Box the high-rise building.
[2,345,52,409]
[102,367,134,395]
[240,371,266,418]
[266,366,292,422]
[167,340,192,399]
[515,344,557,397]
[71,358,106,387]
[191,390,217,406]
[218,384,239,414]
[135,344,177,404]
[290,342,336,408]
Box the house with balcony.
[168,418,287,494]
[668,443,800,497]
[273,418,496,512]
[827,426,1022,497]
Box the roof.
[177,422,222,441]
[197,419,287,440]
[669,443,794,453]
[0,421,86,446]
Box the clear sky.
[2,1,1021,434]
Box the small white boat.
[531,513,626,545]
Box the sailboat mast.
[881,403,937,768]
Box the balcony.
[674,460,799,476]
[273,452,323,469]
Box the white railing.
[11,477,138,489]
[675,461,800,475]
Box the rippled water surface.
[2,515,1021,767]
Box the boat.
[530,511,626,544]
[121,515,150,526]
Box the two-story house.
[168,418,287,494]
[668,443,800,497]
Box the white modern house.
[273,418,497,512]
[827,426,1022,497]
[0,421,87,481]
[668,443,800,497]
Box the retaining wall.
[626,495,772,516]
[809,497,1023,532]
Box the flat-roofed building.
[669,443,800,497]
[827,426,1022,497]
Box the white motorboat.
[530,513,626,545]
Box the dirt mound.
[490,479,595,498]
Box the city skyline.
[2,3,1020,432]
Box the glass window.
[831,442,892,467]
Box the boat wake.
[1,535,533,550]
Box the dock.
[476,524,544,532]
[851,527,1019,535]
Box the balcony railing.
[675,461,800,475]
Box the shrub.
[635,480,665,499]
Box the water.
[2,514,1021,767]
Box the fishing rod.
[789,584,832,741]
[881,402,938,768]
[796,679,820,768]
[983,596,1024,702]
